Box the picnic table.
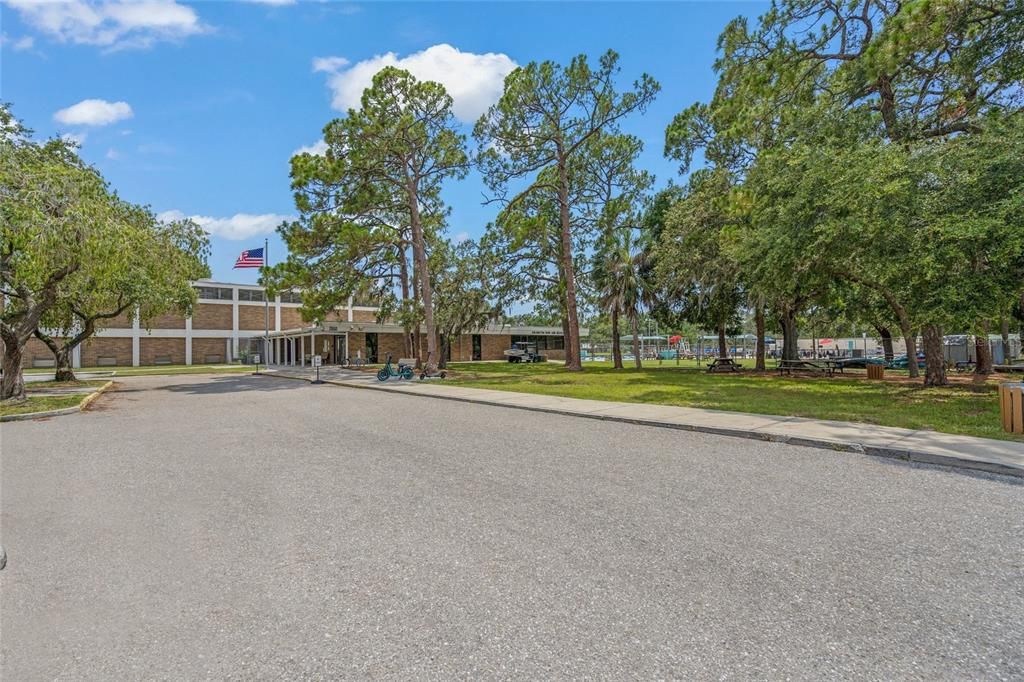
[955,360,977,372]
[776,359,834,376]
[706,357,742,373]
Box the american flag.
[234,247,264,269]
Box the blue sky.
[1,0,765,283]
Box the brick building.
[20,280,580,368]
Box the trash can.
[999,382,1024,434]
[867,364,885,380]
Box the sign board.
[312,355,322,367]
[252,354,261,364]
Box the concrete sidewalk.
[267,365,1024,478]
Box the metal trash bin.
[999,382,1024,434]
[867,364,885,380]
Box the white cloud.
[240,0,296,5]
[312,55,349,73]
[105,147,119,159]
[316,43,517,122]
[5,0,207,50]
[157,210,290,240]
[54,99,133,126]
[293,139,328,156]
[61,131,87,146]
[453,231,470,243]
[1,33,35,50]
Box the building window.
[511,334,564,350]
[280,291,303,304]
[238,289,265,302]
[195,286,233,300]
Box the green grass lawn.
[0,394,88,417]
[447,361,1022,442]
[25,379,108,391]
[23,364,253,377]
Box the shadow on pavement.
[115,375,306,395]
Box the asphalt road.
[2,373,1022,679]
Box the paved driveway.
[2,373,1022,679]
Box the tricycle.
[377,354,414,382]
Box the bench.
[397,357,418,368]
[706,357,742,373]
[955,361,976,372]
[32,356,56,368]
[777,360,833,376]
[153,355,173,365]
[96,356,118,366]
[204,354,223,364]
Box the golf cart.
[504,341,545,363]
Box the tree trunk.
[34,329,76,381]
[1,329,27,401]
[438,335,449,370]
[557,156,582,371]
[780,308,799,362]
[874,325,895,362]
[406,179,438,372]
[974,323,993,375]
[560,312,575,368]
[610,306,623,369]
[717,322,728,359]
[755,307,766,371]
[922,323,947,386]
[631,315,642,369]
[398,245,413,361]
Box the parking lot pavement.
[2,373,1022,679]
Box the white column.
[231,288,240,359]
[185,316,193,366]
[301,335,305,367]
[131,307,140,367]
[347,296,354,322]
[225,337,232,362]
[275,296,282,331]
[72,344,81,369]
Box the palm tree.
[593,227,648,369]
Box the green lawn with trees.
[447,362,1023,442]
[5,1,1022,430]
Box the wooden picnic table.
[776,359,834,377]
[706,357,742,373]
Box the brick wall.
[351,309,377,322]
[140,338,186,365]
[81,337,132,367]
[192,303,232,330]
[280,307,304,330]
[144,312,186,329]
[192,337,228,364]
[481,334,511,361]
[347,332,366,362]
[104,312,133,328]
[238,303,271,331]
[20,337,62,368]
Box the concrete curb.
[260,373,1024,479]
[0,380,114,422]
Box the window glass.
[238,289,265,302]
[195,286,233,300]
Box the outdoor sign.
[312,355,322,367]
[252,354,261,364]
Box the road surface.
[2,373,1022,678]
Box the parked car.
[888,353,926,369]
[834,356,888,369]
